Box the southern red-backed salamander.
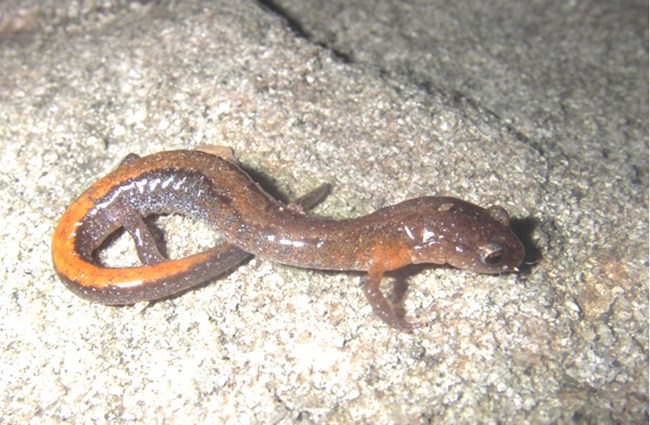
[52,148,524,332]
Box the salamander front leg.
[288,184,331,213]
[361,266,419,333]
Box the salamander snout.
[448,230,524,275]
[405,198,524,274]
[462,214,525,275]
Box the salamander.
[52,148,524,332]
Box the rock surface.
[0,0,646,423]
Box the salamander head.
[405,198,524,274]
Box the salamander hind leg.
[194,145,239,164]
[361,266,419,333]
[120,210,167,265]
[118,153,141,167]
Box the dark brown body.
[52,149,524,331]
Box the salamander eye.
[480,243,506,266]
[487,206,511,226]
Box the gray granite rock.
[1,0,646,423]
